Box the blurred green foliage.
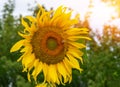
[0,0,120,87]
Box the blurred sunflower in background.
[10,5,90,87]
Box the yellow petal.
[48,65,59,83]
[66,54,83,72]
[63,58,72,75]
[63,58,73,79]
[20,45,32,53]
[33,59,39,67]
[68,48,83,63]
[42,63,48,82]
[52,6,63,20]
[57,62,68,83]
[25,16,36,23]
[17,49,31,62]
[68,47,83,56]
[59,18,78,28]
[68,41,86,49]
[17,56,23,62]
[55,12,72,27]
[67,36,91,41]
[21,18,29,28]
[22,17,37,34]
[35,62,42,76]
[66,28,88,33]
[17,53,25,62]
[18,32,31,39]
[30,23,37,32]
[27,72,31,82]
[21,17,35,34]
[66,31,88,36]
[35,83,47,87]
[22,53,35,72]
[22,53,35,68]
[37,5,45,18]
[32,62,43,81]
[10,40,25,52]
[68,75,72,83]
[18,46,32,63]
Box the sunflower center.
[31,27,66,65]
[47,37,57,50]
[41,31,64,56]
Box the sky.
[0,0,119,34]
[0,0,89,20]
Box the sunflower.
[10,5,90,86]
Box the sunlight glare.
[91,1,117,23]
